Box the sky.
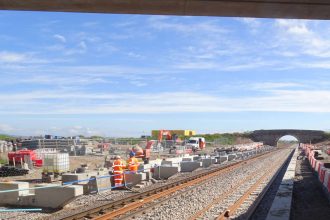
[1,11,330,137]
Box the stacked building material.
[0,166,29,177]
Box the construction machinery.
[185,137,206,152]
[131,144,151,164]
[158,130,172,142]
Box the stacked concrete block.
[88,175,111,193]
[218,156,228,164]
[77,182,90,194]
[202,158,213,168]
[228,154,236,161]
[236,153,243,159]
[124,173,146,187]
[161,160,174,166]
[180,161,201,172]
[193,156,201,161]
[182,158,192,162]
[0,182,30,204]
[153,166,179,180]
[62,173,90,185]
[166,157,183,164]
[243,152,249,158]
[34,184,83,208]
[0,181,83,209]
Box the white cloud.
[53,34,66,43]
[275,19,330,58]
[251,82,302,90]
[0,51,26,63]
[239,18,261,31]
[1,87,330,114]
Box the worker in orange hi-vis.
[127,151,139,173]
[112,155,126,188]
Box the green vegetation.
[90,135,104,140]
[0,155,8,165]
[324,132,330,140]
[193,132,251,145]
[0,134,15,141]
[150,132,252,145]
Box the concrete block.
[124,173,146,187]
[243,152,249,158]
[138,163,151,172]
[144,171,152,181]
[34,184,83,208]
[94,168,110,176]
[202,158,212,168]
[165,157,183,164]
[153,166,179,180]
[180,161,201,172]
[236,153,243,159]
[193,156,201,161]
[161,160,174,166]
[88,175,111,193]
[182,158,192,162]
[228,154,236,161]
[77,182,90,195]
[149,159,162,168]
[62,173,89,185]
[218,156,228,163]
[0,182,30,205]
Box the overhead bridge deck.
[1,0,330,20]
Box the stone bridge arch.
[249,129,326,146]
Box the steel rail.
[216,148,294,220]
[188,148,293,220]
[115,151,276,220]
[59,149,277,220]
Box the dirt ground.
[291,149,330,220]
[0,155,107,182]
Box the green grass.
[0,134,15,141]
[0,156,8,165]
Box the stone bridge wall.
[249,129,326,146]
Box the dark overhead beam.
[1,0,330,20]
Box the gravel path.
[291,149,330,220]
[132,149,291,220]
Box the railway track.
[194,149,294,220]
[60,148,292,220]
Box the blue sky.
[1,11,330,137]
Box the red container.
[34,159,43,167]
[8,150,37,164]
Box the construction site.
[0,129,330,220]
[1,0,330,220]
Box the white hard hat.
[115,155,121,159]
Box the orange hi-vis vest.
[112,159,125,185]
[127,157,139,172]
